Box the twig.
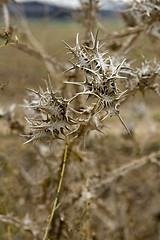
[0,214,41,237]
[118,33,139,55]
[105,24,148,39]
[42,135,69,240]
[17,12,58,77]
[85,165,90,240]
[0,200,12,240]
[93,151,160,190]
[0,32,64,72]
[2,4,10,31]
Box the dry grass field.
[0,15,160,240]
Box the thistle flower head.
[24,84,74,144]
[136,0,159,16]
[125,0,160,21]
[123,0,160,37]
[136,59,160,95]
[65,33,131,133]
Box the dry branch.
[105,24,148,40]
[93,151,160,191]
[2,4,10,31]
[0,214,42,237]
[0,32,64,73]
[16,13,61,78]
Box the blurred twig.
[2,4,10,31]
[0,31,64,71]
[17,12,59,78]
[93,151,160,191]
[0,214,42,238]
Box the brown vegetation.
[0,1,160,240]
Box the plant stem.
[42,136,69,240]
[85,166,90,240]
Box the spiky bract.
[64,33,132,132]
[24,86,74,143]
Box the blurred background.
[0,0,126,104]
[0,1,160,240]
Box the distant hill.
[6,1,73,19]
[1,1,124,20]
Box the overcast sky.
[16,0,80,8]
[15,0,128,9]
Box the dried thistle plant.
[122,0,160,38]
[23,33,138,239]
[136,58,160,95]
[25,33,138,142]
[0,1,160,239]
[64,32,132,133]
[76,0,100,41]
[24,45,160,142]
[130,0,160,21]
[24,83,75,144]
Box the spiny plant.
[25,32,133,145]
[136,59,160,95]
[23,33,133,240]
[122,0,160,37]
[23,32,160,240]
[24,33,160,144]
[24,85,75,144]
[0,0,160,240]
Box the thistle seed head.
[24,85,74,144]
[136,59,160,95]
[123,0,160,38]
[65,33,130,132]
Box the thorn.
[115,111,131,136]
[76,33,79,46]
[62,40,74,53]
[23,136,35,144]
[62,67,75,75]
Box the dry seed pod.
[123,0,160,38]
[24,85,75,144]
[136,59,160,95]
[64,33,131,133]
